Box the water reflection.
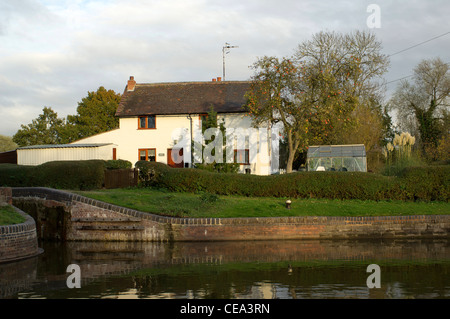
[1,239,449,299]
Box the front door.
[167,148,184,168]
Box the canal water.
[1,239,449,299]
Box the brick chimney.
[217,77,222,82]
[127,76,136,91]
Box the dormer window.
[138,115,156,129]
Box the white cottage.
[71,77,279,175]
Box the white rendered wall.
[71,113,274,175]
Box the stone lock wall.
[12,188,170,242]
[0,187,12,205]
[0,188,42,263]
[10,187,450,242]
[173,215,450,241]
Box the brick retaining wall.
[11,187,450,242]
[0,187,12,205]
[0,188,42,263]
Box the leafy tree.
[246,56,301,172]
[338,103,384,151]
[380,104,398,145]
[12,87,121,146]
[64,86,121,142]
[195,106,239,173]
[12,107,66,146]
[246,31,389,172]
[0,135,18,152]
[390,57,449,158]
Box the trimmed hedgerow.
[0,164,36,188]
[135,161,449,202]
[0,160,106,190]
[105,159,132,170]
[397,166,450,202]
[35,160,106,190]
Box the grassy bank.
[77,188,450,218]
[0,205,26,225]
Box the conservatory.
[306,144,367,172]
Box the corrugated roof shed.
[18,143,113,150]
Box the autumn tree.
[246,56,300,172]
[390,57,450,159]
[246,31,389,172]
[339,104,384,151]
[294,31,390,146]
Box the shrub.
[35,160,106,190]
[136,161,449,202]
[397,166,450,201]
[0,160,106,190]
[105,159,132,170]
[195,162,240,174]
[0,164,36,187]
[135,161,170,187]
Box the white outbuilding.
[17,143,115,166]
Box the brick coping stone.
[0,204,44,264]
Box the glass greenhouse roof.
[307,144,366,158]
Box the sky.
[0,0,449,137]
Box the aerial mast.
[222,42,238,81]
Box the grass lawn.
[77,188,450,218]
[0,205,26,225]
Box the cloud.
[0,0,60,42]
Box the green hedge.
[135,161,449,202]
[397,166,449,201]
[105,159,132,170]
[135,161,171,187]
[0,160,106,190]
[0,164,35,188]
[1,160,447,201]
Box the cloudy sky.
[0,0,449,136]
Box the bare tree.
[246,31,389,173]
[295,30,389,104]
[390,57,450,152]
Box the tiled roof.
[116,81,251,117]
